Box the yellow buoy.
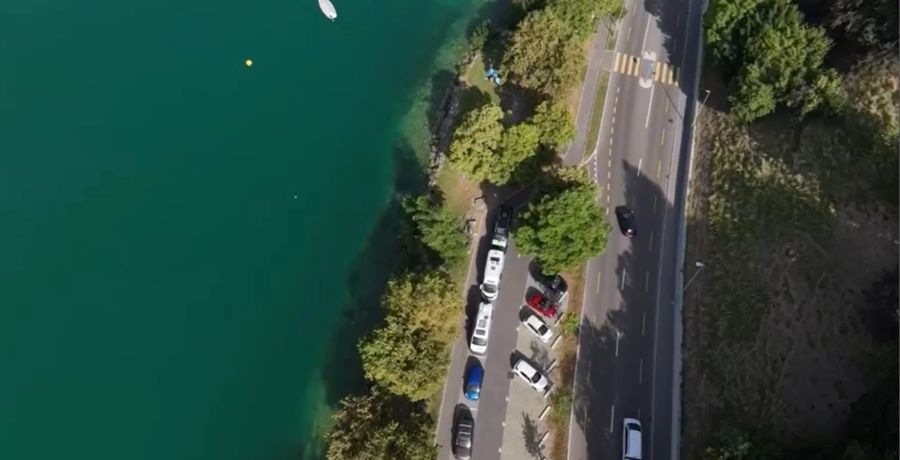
[244,58,253,67]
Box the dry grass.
[435,165,480,217]
[682,105,899,457]
[547,265,585,460]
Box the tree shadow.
[571,156,683,460]
[522,412,544,456]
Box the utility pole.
[683,261,705,291]
[691,89,711,128]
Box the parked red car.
[527,293,558,317]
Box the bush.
[502,10,585,98]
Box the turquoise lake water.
[0,0,484,458]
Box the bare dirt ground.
[682,108,899,458]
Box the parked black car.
[453,409,474,459]
[540,273,569,302]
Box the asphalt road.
[435,188,536,460]
[566,0,705,458]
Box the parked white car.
[479,249,505,301]
[513,359,550,392]
[522,313,554,343]
[469,302,494,355]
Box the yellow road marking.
[660,130,665,146]
[596,271,602,294]
[656,160,662,178]
[632,57,640,76]
[625,57,634,76]
[614,52,624,73]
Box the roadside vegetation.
[685,0,898,457]
[325,0,623,456]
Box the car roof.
[467,365,483,381]
[525,314,545,328]
[516,359,537,374]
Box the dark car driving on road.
[615,206,636,238]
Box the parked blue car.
[464,365,484,401]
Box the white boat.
[318,0,337,21]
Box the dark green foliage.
[701,429,782,460]
[530,100,576,149]
[403,194,469,270]
[448,103,505,181]
[513,167,609,273]
[830,0,899,50]
[491,123,542,184]
[705,0,846,121]
[502,10,585,98]
[326,388,438,460]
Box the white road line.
[642,313,646,335]
[644,84,655,128]
[637,158,643,176]
[645,270,650,292]
[649,231,654,251]
[620,269,627,289]
[639,358,644,383]
[616,86,620,94]
[641,16,651,50]
[609,405,616,432]
[615,331,621,357]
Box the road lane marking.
[642,313,646,335]
[639,358,644,383]
[645,270,650,292]
[641,16,651,50]
[637,158,643,176]
[608,149,612,157]
[614,52,623,72]
[608,159,612,168]
[627,25,633,43]
[613,105,617,114]
[665,99,670,114]
[620,268,627,290]
[607,183,610,191]
[595,271,602,294]
[648,231,654,252]
[617,86,620,94]
[660,129,666,146]
[656,160,662,179]
[607,170,611,179]
[609,405,616,432]
[652,195,658,213]
[644,84,655,128]
[611,115,615,125]
[610,137,613,146]
[615,331,621,357]
[610,126,614,135]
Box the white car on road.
[522,313,554,343]
[513,359,550,392]
[469,302,494,355]
[622,418,643,460]
[639,50,656,89]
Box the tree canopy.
[403,194,469,270]
[502,10,585,98]
[546,0,625,38]
[530,100,576,149]
[705,0,846,121]
[489,123,541,184]
[513,169,610,273]
[448,103,504,181]
[326,389,438,460]
[358,272,460,400]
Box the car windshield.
[473,337,487,346]
[483,284,497,293]
[530,373,542,383]
[537,325,548,335]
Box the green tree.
[558,311,580,336]
[547,0,625,38]
[326,389,438,460]
[489,123,541,184]
[502,10,585,98]
[379,272,460,343]
[403,194,469,270]
[531,100,576,149]
[830,0,898,50]
[448,103,504,181]
[705,0,846,121]
[514,172,610,273]
[358,272,461,400]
